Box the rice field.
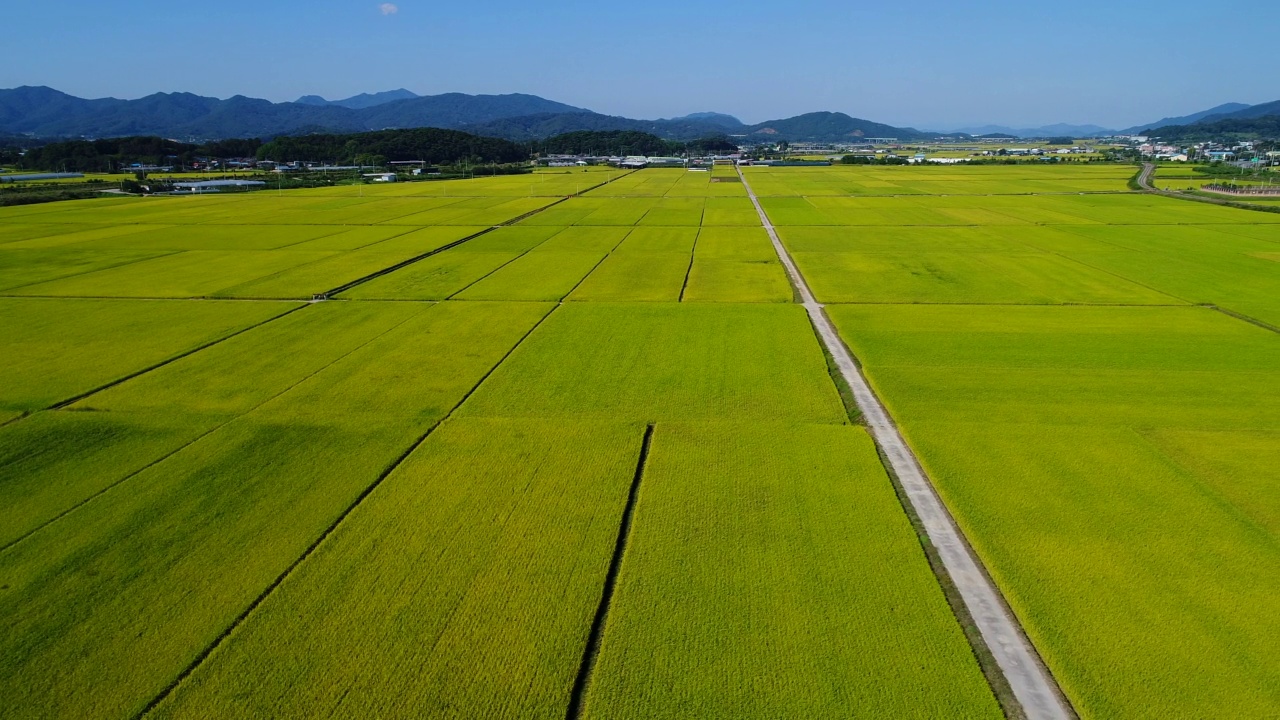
[1,163,1275,719]
[581,422,1001,719]
[748,163,1279,718]
[825,305,1280,719]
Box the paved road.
[1136,161,1276,210]
[1137,162,1157,190]
[736,165,1075,720]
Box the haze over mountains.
[950,123,1115,139]
[947,103,1264,137]
[0,86,1274,143]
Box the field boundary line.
[0,294,320,302]
[322,171,637,298]
[443,231,563,299]
[678,227,701,302]
[322,221,539,298]
[0,304,433,556]
[1008,226,1197,306]
[0,249,187,294]
[1204,303,1280,335]
[134,302,561,718]
[559,227,637,302]
[353,195,476,226]
[565,423,654,720]
[44,302,307,413]
[200,225,440,295]
[266,224,377,250]
[737,164,1075,720]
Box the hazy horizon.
[4,0,1278,130]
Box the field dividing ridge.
[1,302,438,554]
[47,303,307,411]
[736,165,1074,720]
[565,423,653,720]
[134,302,562,717]
[322,203,559,298]
[323,170,635,298]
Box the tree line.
[534,131,738,157]
[14,137,262,173]
[7,128,744,173]
[255,128,528,165]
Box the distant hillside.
[665,112,745,130]
[0,86,931,145]
[1137,98,1280,140]
[0,86,585,140]
[360,94,586,130]
[462,112,741,142]
[256,128,527,164]
[295,89,420,110]
[535,130,737,156]
[1144,115,1280,141]
[953,123,1113,138]
[15,136,263,172]
[1197,99,1280,123]
[1121,102,1251,135]
[744,112,930,141]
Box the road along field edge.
[1137,161,1280,215]
[735,164,1076,720]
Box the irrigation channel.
[736,165,1075,720]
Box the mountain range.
[1119,103,1252,134]
[951,123,1115,138]
[0,86,934,143]
[295,89,421,110]
[0,86,1276,143]
[948,102,1279,138]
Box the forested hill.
[250,129,527,164]
[13,129,526,171]
[743,112,930,141]
[11,128,747,171]
[1144,115,1280,141]
[0,86,932,143]
[16,137,262,172]
[534,131,738,156]
[0,86,583,140]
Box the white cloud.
[379,3,398,15]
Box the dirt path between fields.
[736,165,1074,720]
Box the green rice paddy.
[1,164,1275,719]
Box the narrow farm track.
[736,165,1075,720]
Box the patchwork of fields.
[0,168,997,719]
[1,163,1275,719]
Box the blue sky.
[3,0,1277,130]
